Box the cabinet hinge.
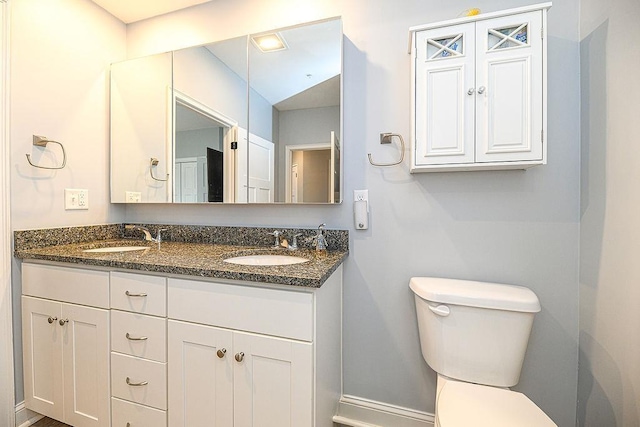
[541,130,544,143]
[541,27,544,39]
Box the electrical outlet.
[354,189,368,202]
[126,191,142,203]
[65,189,89,210]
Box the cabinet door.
[61,303,110,427]
[22,296,63,421]
[168,320,233,427]
[233,332,313,427]
[475,11,544,162]
[414,23,476,165]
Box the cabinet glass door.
[475,11,544,163]
[414,23,476,165]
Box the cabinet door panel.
[414,23,475,165]
[233,332,312,427]
[168,320,233,427]
[62,303,110,427]
[475,11,543,162]
[22,297,63,421]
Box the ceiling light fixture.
[251,32,288,53]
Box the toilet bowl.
[409,277,557,427]
[435,375,555,427]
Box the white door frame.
[0,1,15,426]
[284,143,330,203]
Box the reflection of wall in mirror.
[111,53,172,203]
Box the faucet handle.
[269,230,283,248]
[289,233,303,250]
[156,228,168,242]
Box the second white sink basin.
[224,254,309,266]
[83,246,149,253]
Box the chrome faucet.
[125,225,167,250]
[269,230,283,248]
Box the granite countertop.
[15,238,347,288]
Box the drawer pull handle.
[125,291,147,297]
[127,424,131,427]
[59,319,68,326]
[126,333,148,341]
[126,377,148,387]
[235,352,244,362]
[47,316,57,324]
[217,348,227,359]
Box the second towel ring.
[150,157,169,182]
[368,133,405,167]
[26,135,67,170]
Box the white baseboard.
[15,402,43,427]
[333,395,435,427]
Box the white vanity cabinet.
[109,271,168,427]
[410,3,550,172]
[21,260,342,427]
[167,267,342,427]
[21,263,111,427]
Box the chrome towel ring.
[26,135,67,170]
[367,133,405,167]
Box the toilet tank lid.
[409,277,541,313]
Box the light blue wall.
[124,1,582,425]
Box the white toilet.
[409,277,557,427]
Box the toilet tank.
[410,277,541,387]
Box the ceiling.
[90,0,209,23]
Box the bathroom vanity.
[16,224,347,427]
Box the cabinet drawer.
[111,397,166,427]
[111,310,166,362]
[168,278,313,341]
[110,272,166,316]
[22,263,109,308]
[111,353,167,410]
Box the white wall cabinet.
[22,264,110,427]
[410,3,550,172]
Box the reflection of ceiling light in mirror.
[251,33,288,52]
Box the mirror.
[110,18,342,204]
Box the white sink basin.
[83,246,149,253]
[224,254,309,266]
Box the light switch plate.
[65,189,89,210]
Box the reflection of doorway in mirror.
[174,90,238,203]
[285,143,333,203]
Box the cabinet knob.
[477,86,486,94]
[467,88,475,95]
[217,348,227,359]
[235,352,245,362]
[47,316,57,324]
[59,319,68,326]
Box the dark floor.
[32,417,71,427]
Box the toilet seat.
[437,380,556,427]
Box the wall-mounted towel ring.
[367,133,405,167]
[26,135,67,170]
[150,157,169,181]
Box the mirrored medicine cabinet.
[110,17,342,204]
